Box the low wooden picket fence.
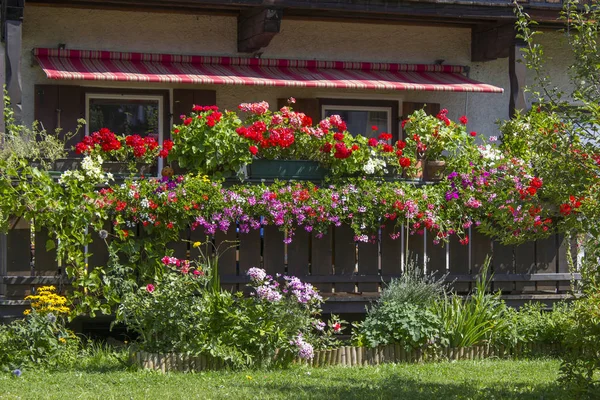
[131,342,563,372]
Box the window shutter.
[173,89,217,125]
[277,98,321,122]
[401,102,440,139]
[34,85,84,152]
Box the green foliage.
[0,310,80,371]
[354,263,446,349]
[512,0,600,390]
[118,266,338,368]
[1,89,79,171]
[433,261,510,348]
[379,263,447,307]
[559,290,600,393]
[169,108,250,178]
[403,108,476,164]
[357,302,442,350]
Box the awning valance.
[34,48,504,93]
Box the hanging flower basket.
[246,159,326,180]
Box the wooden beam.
[4,0,23,123]
[0,234,6,298]
[238,7,282,53]
[215,272,581,284]
[0,41,5,135]
[471,23,515,62]
[509,39,528,117]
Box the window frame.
[319,98,400,141]
[84,92,166,174]
[321,104,393,138]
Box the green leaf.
[45,240,56,251]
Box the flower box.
[102,161,152,176]
[246,159,326,180]
[50,157,82,172]
[424,160,446,181]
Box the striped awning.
[34,48,504,93]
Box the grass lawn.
[1,358,596,400]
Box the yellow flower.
[24,286,70,316]
[246,375,253,380]
[59,337,66,344]
[193,241,201,248]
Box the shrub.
[559,290,600,392]
[357,302,442,349]
[379,264,447,307]
[353,263,446,349]
[498,302,575,350]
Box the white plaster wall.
[20,5,574,137]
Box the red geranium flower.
[559,203,572,216]
[529,177,543,189]
[459,115,468,125]
[249,145,258,155]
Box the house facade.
[1,0,575,150]
[0,1,580,317]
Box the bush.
[559,291,600,392]
[379,264,447,307]
[498,302,575,350]
[353,263,446,349]
[357,302,442,349]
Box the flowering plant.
[118,263,340,366]
[169,105,251,178]
[318,126,413,176]
[246,267,344,359]
[403,108,475,162]
[74,128,172,170]
[23,286,70,317]
[170,100,416,178]
[236,100,322,161]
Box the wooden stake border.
[130,342,563,372]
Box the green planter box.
[247,159,326,180]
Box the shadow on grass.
[232,373,598,400]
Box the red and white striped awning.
[34,48,503,93]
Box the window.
[85,93,165,173]
[322,105,392,139]
[318,99,399,140]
